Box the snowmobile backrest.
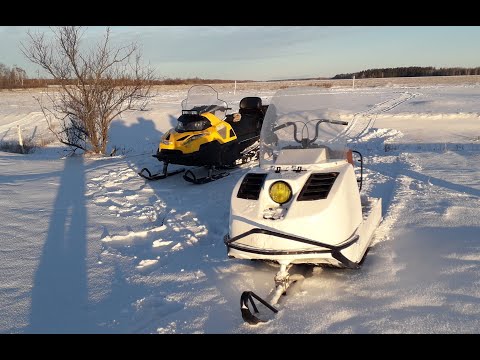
[239,97,263,114]
[230,97,265,140]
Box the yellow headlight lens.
[269,181,292,204]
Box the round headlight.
[269,181,292,204]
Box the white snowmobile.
[223,87,383,324]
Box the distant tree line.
[0,67,253,89]
[333,66,480,79]
[158,77,253,85]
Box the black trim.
[352,150,363,191]
[156,141,227,166]
[224,228,360,269]
[237,173,267,200]
[297,172,339,201]
[176,135,190,142]
[228,244,332,256]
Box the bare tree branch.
[22,26,155,154]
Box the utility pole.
[17,125,24,154]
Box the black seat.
[239,97,264,115]
[230,97,265,143]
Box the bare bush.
[0,139,36,154]
[0,63,28,89]
[22,26,155,155]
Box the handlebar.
[272,119,348,148]
[272,122,302,143]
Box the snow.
[1,79,480,333]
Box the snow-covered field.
[1,77,480,333]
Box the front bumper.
[224,228,360,269]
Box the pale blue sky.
[1,26,479,81]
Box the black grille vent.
[297,172,339,201]
[237,173,267,200]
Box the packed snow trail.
[344,91,418,140]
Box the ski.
[138,167,185,180]
[138,160,185,181]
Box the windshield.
[181,85,228,120]
[260,87,359,167]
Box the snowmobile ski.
[239,263,305,325]
[183,166,230,184]
[138,167,185,180]
[138,160,185,181]
[240,291,278,325]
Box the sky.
[1,26,480,81]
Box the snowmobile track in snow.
[344,91,418,142]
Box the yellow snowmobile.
[139,85,268,184]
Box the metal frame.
[224,228,360,269]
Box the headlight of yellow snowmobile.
[161,130,172,145]
[269,181,292,204]
[183,133,206,145]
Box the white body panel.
[227,160,382,267]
